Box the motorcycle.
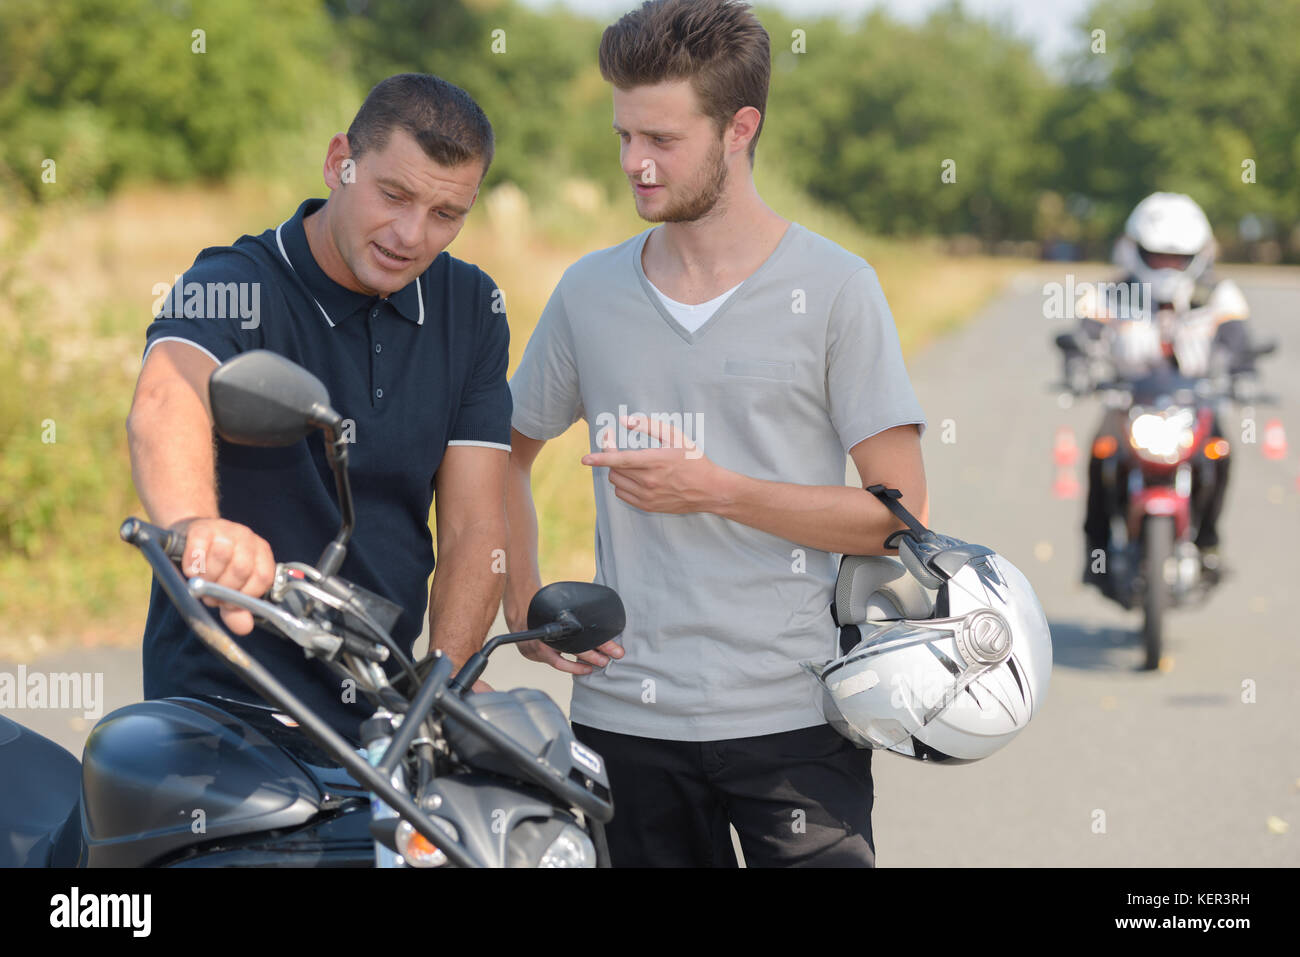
[1,349,624,867]
[1055,318,1277,669]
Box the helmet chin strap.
[865,484,932,544]
[864,485,996,589]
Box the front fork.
[1121,462,1200,606]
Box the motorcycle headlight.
[538,823,596,868]
[1129,407,1195,464]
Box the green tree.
[0,0,353,200]
[757,3,1057,240]
[1046,0,1300,256]
[328,0,617,201]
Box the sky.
[519,0,1097,73]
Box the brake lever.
[160,525,395,667]
[164,527,327,642]
[187,579,345,659]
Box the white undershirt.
[649,280,743,333]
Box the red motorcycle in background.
[1056,316,1277,669]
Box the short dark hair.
[346,73,495,179]
[599,0,771,163]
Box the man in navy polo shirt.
[126,74,512,741]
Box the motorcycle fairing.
[443,688,612,803]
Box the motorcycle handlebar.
[127,515,614,853]
[124,516,270,598]
[123,518,393,661]
[121,517,210,612]
[120,516,487,867]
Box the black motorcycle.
[1,350,623,867]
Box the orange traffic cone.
[1053,466,1080,499]
[1263,419,1287,460]
[1053,426,1079,467]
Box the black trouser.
[572,722,876,868]
[1084,410,1230,552]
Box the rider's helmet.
[804,531,1053,764]
[1114,192,1216,312]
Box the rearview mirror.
[209,350,338,446]
[528,582,626,655]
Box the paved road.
[866,265,1300,866]
[6,265,1297,866]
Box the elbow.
[125,388,160,449]
[125,385,171,451]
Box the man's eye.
[437,210,454,221]
[382,189,401,202]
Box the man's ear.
[322,132,352,191]
[727,106,762,157]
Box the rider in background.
[1070,192,1257,587]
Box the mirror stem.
[317,428,355,577]
[449,613,582,692]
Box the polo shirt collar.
[273,198,426,327]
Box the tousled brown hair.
[599,0,771,164]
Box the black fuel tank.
[80,697,321,866]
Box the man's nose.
[391,207,424,249]
[621,147,655,183]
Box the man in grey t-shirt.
[505,0,929,867]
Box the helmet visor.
[1138,246,1195,272]
[803,620,956,750]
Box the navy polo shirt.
[139,197,512,742]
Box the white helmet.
[1114,192,1216,311]
[803,500,1052,764]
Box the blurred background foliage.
[3,0,1297,253]
[1,0,1297,647]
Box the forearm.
[428,523,507,668]
[126,386,219,528]
[711,469,926,556]
[503,464,543,631]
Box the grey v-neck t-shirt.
[510,222,927,741]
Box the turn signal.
[1204,438,1230,460]
[396,818,453,867]
[1092,435,1118,458]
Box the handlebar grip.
[121,518,190,566]
[124,519,244,568]
[162,527,188,564]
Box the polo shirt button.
[370,308,379,319]
[374,343,383,354]
[375,388,384,399]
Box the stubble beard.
[643,137,730,224]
